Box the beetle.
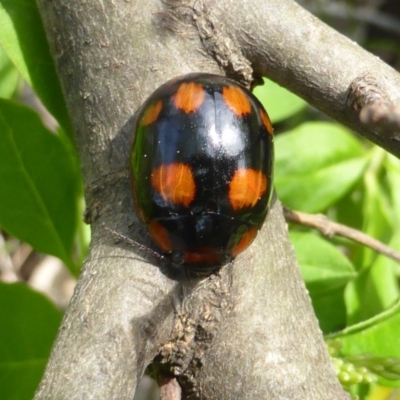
[130,73,274,270]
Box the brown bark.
[32,0,400,398]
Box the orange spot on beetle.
[151,163,196,207]
[229,168,267,210]
[222,86,252,116]
[148,221,173,252]
[183,247,222,265]
[231,226,258,256]
[260,109,274,135]
[141,100,163,126]
[173,82,205,113]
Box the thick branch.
[200,0,400,158]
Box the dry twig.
[283,206,400,264]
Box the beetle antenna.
[103,225,168,262]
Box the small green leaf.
[0,46,18,98]
[0,0,72,135]
[291,232,356,293]
[290,232,356,333]
[0,282,62,400]
[253,78,307,123]
[0,99,78,269]
[275,122,368,212]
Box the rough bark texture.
[31,0,400,398]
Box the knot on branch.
[159,0,253,87]
[157,272,232,399]
[192,2,253,87]
[347,73,400,139]
[360,103,400,138]
[346,73,385,111]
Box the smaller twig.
[103,225,166,262]
[282,206,400,265]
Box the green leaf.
[0,0,73,135]
[0,282,62,400]
[331,299,400,387]
[0,46,18,98]
[355,148,392,267]
[385,154,400,227]
[0,99,78,270]
[345,235,400,326]
[275,122,368,212]
[290,232,356,333]
[291,232,356,293]
[333,185,365,237]
[253,78,307,123]
[312,290,347,335]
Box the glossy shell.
[131,73,274,268]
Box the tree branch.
[201,0,400,158]
[283,207,400,264]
